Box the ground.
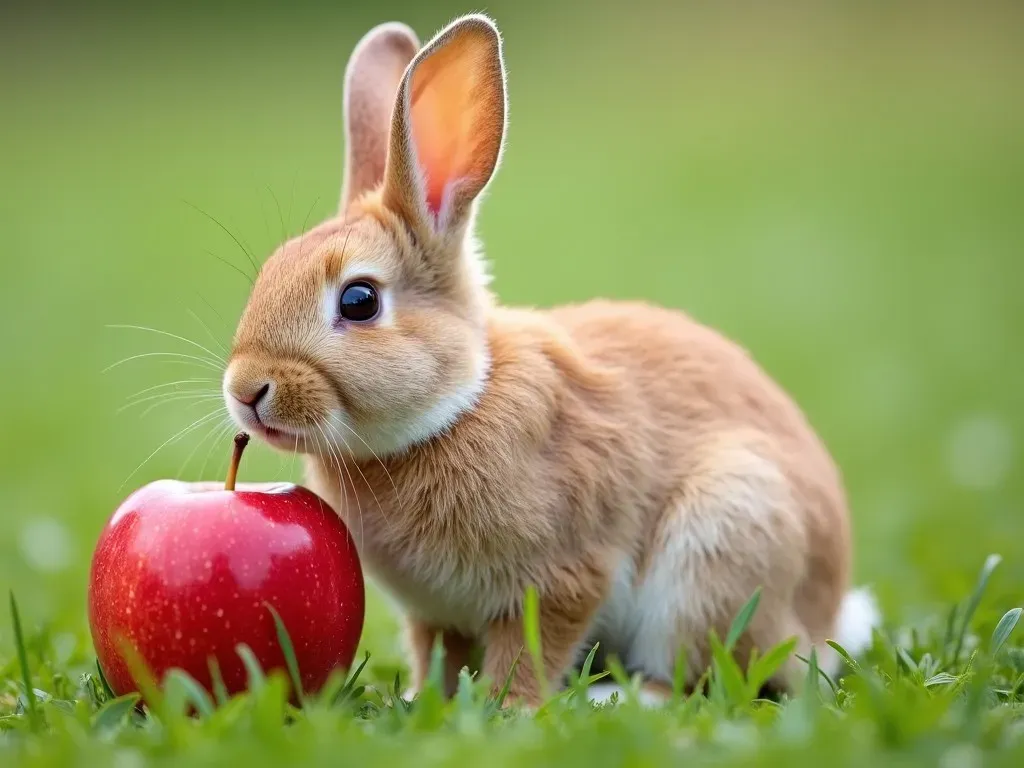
[1,1,1022,765]
[2,563,1023,765]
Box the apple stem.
[225,431,250,491]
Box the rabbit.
[222,13,879,707]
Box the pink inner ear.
[424,176,446,218]
[412,108,467,220]
[408,51,483,222]
[395,21,504,229]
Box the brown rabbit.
[222,14,878,707]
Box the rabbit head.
[223,15,507,458]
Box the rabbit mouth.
[255,425,297,449]
[233,411,307,453]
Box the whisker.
[308,421,345,537]
[118,390,221,415]
[289,432,299,481]
[195,292,232,335]
[102,351,223,375]
[186,308,230,357]
[325,420,395,537]
[296,195,322,258]
[267,185,286,243]
[123,378,219,402]
[183,199,260,276]
[331,418,401,502]
[105,324,225,365]
[176,414,230,478]
[118,407,227,492]
[137,394,225,419]
[308,422,356,551]
[258,189,272,251]
[203,248,255,286]
[286,173,296,237]
[315,419,365,552]
[300,195,320,236]
[274,431,294,479]
[198,419,236,481]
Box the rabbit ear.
[340,22,420,215]
[381,14,507,238]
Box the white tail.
[819,586,881,679]
[834,586,881,657]
[589,587,882,706]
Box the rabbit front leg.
[482,583,605,708]
[404,618,476,698]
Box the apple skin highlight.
[88,477,365,699]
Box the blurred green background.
[1,0,1021,664]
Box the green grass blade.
[896,647,919,676]
[826,640,862,673]
[803,648,821,712]
[116,636,167,725]
[990,607,1022,656]
[9,591,41,732]
[164,669,215,719]
[236,644,266,692]
[455,666,477,712]
[412,634,448,728]
[578,642,598,682]
[749,637,798,694]
[725,587,762,651]
[1009,673,1024,700]
[941,602,959,666]
[264,602,305,708]
[709,631,747,707]
[331,653,370,707]
[95,660,116,702]
[522,585,548,701]
[207,656,229,707]
[392,671,410,713]
[682,668,711,715]
[953,554,1001,664]
[490,647,522,713]
[924,672,959,687]
[313,670,347,709]
[795,653,839,701]
[426,632,447,696]
[950,650,980,698]
[571,642,601,701]
[91,693,140,733]
[672,645,689,701]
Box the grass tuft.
[9,592,41,732]
[2,556,1023,764]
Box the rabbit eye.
[338,281,380,322]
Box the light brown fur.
[223,15,871,707]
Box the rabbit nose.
[235,382,271,408]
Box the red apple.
[88,433,364,700]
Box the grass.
[1,0,1023,764]
[2,557,1022,765]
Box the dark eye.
[338,281,380,322]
